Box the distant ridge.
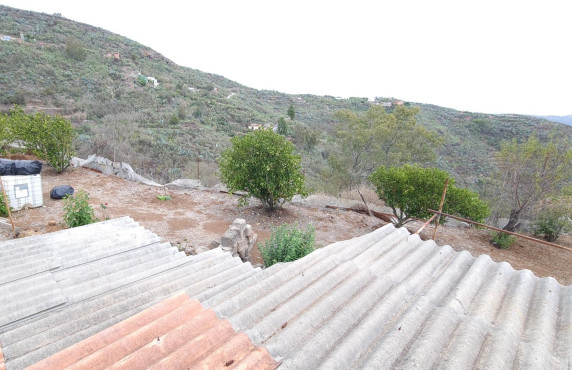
[539,115,572,126]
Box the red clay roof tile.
[27,292,277,370]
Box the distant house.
[147,77,159,87]
[1,35,11,42]
[226,93,236,99]
[248,124,262,130]
[393,100,404,106]
[381,102,392,107]
[188,87,197,92]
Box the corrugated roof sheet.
[1,218,570,369]
[27,292,277,370]
[202,224,571,369]
[0,217,261,369]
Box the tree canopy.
[287,104,295,120]
[2,107,76,173]
[218,129,306,210]
[328,105,442,191]
[369,165,490,227]
[495,134,572,231]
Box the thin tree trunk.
[503,209,521,231]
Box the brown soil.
[2,163,571,285]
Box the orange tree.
[219,129,306,211]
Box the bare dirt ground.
[3,162,571,285]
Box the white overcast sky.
[1,0,571,116]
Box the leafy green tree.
[287,104,295,120]
[328,105,442,191]
[259,224,315,267]
[0,113,10,153]
[8,107,76,173]
[495,134,572,231]
[277,117,289,136]
[369,165,490,227]
[219,129,306,210]
[292,123,318,150]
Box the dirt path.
[3,163,571,285]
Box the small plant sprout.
[100,202,109,220]
[157,185,171,201]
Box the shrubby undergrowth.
[259,224,315,267]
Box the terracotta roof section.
[0,343,5,370]
[27,292,277,370]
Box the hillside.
[1,4,571,189]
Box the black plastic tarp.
[50,185,74,199]
[0,159,42,176]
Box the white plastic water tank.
[1,174,43,211]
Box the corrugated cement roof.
[0,217,261,369]
[201,224,571,369]
[1,218,570,369]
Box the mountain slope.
[1,4,571,189]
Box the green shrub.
[169,114,180,125]
[1,90,26,106]
[136,75,148,86]
[0,192,10,217]
[532,210,571,242]
[63,190,96,228]
[491,232,516,249]
[259,224,315,267]
[65,37,87,61]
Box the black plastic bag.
[50,185,74,199]
[0,159,42,175]
[0,160,14,176]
